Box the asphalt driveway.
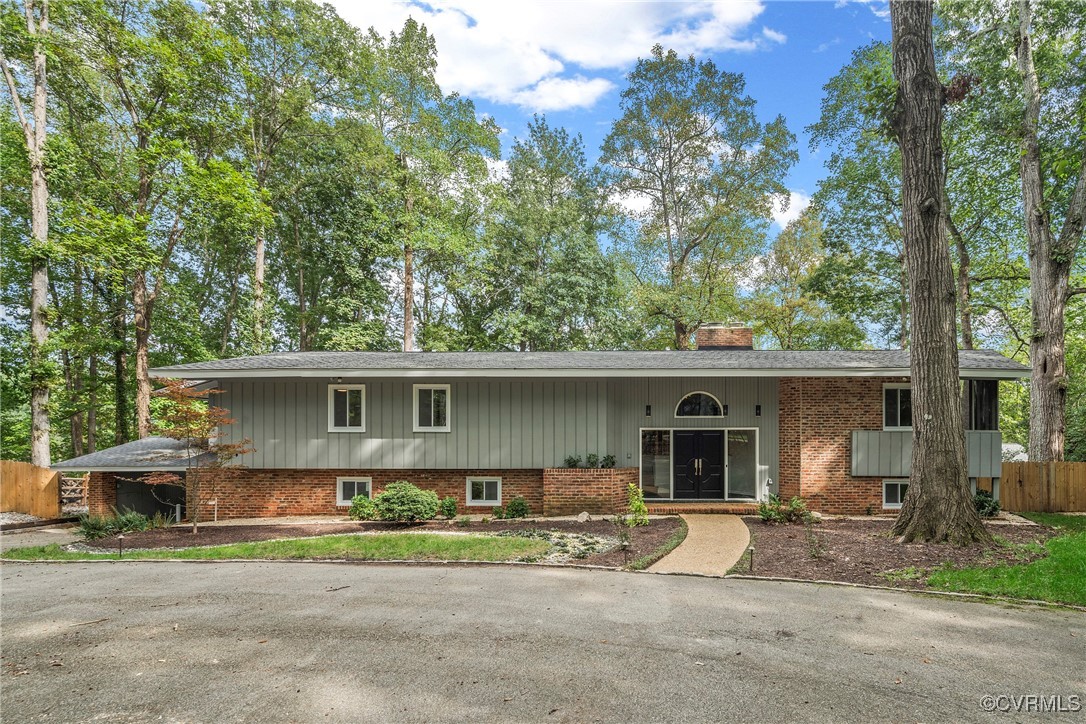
[1,562,1083,722]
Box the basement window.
[466,477,501,506]
[883,385,912,430]
[883,480,909,509]
[337,477,372,507]
[329,384,365,432]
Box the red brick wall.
[542,468,639,516]
[185,468,544,520]
[778,377,908,515]
[87,472,117,515]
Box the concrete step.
[647,502,759,515]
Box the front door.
[673,431,725,499]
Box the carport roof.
[52,436,216,472]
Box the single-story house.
[54,324,1029,518]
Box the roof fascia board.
[151,367,1030,380]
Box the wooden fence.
[1000,461,1086,513]
[1,460,61,518]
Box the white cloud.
[771,190,811,228]
[814,37,841,53]
[613,189,655,216]
[761,26,787,44]
[508,76,615,112]
[329,1,782,112]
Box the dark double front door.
[673,431,724,499]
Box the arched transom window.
[675,391,723,417]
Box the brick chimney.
[694,322,754,350]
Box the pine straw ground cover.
[734,516,1086,606]
[3,517,685,569]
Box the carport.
[52,437,214,520]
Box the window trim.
[882,479,908,510]
[328,384,366,432]
[882,383,912,431]
[466,476,501,507]
[336,477,372,507]
[413,384,451,433]
[674,390,725,418]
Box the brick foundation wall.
[180,468,544,520]
[542,468,639,516]
[778,377,908,515]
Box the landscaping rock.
[576,512,591,523]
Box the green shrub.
[504,496,530,519]
[349,495,377,521]
[78,507,152,540]
[150,510,174,529]
[455,516,471,527]
[438,496,458,519]
[564,454,582,468]
[585,453,600,469]
[758,494,813,524]
[600,454,616,469]
[492,505,506,519]
[974,489,1001,518]
[373,481,439,522]
[625,483,649,527]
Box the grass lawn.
[927,513,1086,606]
[2,533,551,563]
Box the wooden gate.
[1,460,61,518]
[1000,462,1086,513]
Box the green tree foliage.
[483,116,622,351]
[601,45,797,349]
[749,208,865,350]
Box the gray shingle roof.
[151,348,1029,378]
[53,437,216,471]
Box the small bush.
[625,483,649,527]
[492,505,506,519]
[455,516,471,527]
[974,489,1001,518]
[600,454,616,469]
[758,494,813,524]
[564,454,582,469]
[438,496,459,519]
[349,495,377,521]
[585,453,600,469]
[150,510,173,529]
[373,481,439,522]
[504,496,530,519]
[78,507,152,540]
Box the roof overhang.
[152,367,1031,380]
[52,465,191,472]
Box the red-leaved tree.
[142,379,253,533]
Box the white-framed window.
[674,391,724,417]
[883,479,909,509]
[466,476,501,506]
[414,384,451,432]
[328,384,365,432]
[883,384,912,430]
[337,477,372,507]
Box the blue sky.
[330,0,892,228]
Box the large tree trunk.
[1015,0,1086,462]
[889,0,988,545]
[87,351,97,453]
[111,292,129,446]
[133,270,153,438]
[2,0,52,466]
[253,223,266,354]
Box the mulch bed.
[81,517,684,568]
[741,517,1054,589]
